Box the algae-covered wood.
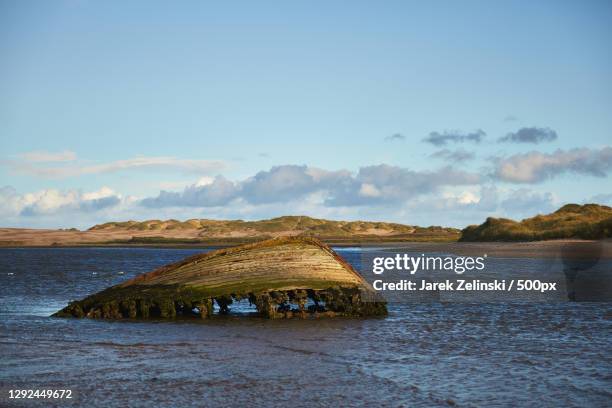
[54,237,386,319]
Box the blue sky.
[1,0,611,229]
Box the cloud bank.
[493,147,612,183]
[2,146,609,229]
[0,186,123,217]
[141,164,481,208]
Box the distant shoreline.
[0,225,459,248]
[1,227,610,259]
[0,236,458,248]
[4,204,610,248]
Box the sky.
[1,0,611,229]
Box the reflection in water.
[561,241,609,301]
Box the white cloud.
[493,147,612,183]
[358,183,382,198]
[18,150,77,162]
[140,175,240,208]
[81,186,116,201]
[195,176,215,187]
[326,165,481,206]
[0,186,122,217]
[456,191,479,205]
[2,156,226,178]
[410,186,498,213]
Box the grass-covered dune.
[0,216,458,247]
[89,215,459,242]
[460,204,612,242]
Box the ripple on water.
[0,247,611,407]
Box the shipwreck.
[53,237,387,319]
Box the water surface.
[1,247,610,407]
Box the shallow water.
[0,247,610,407]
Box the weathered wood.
[53,237,387,319]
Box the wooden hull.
[54,237,387,319]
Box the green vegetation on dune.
[98,233,458,247]
[89,215,459,242]
[460,203,612,241]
